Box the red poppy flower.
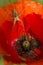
[0,12,43,64]
[0,1,43,64]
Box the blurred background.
[0,0,43,7]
